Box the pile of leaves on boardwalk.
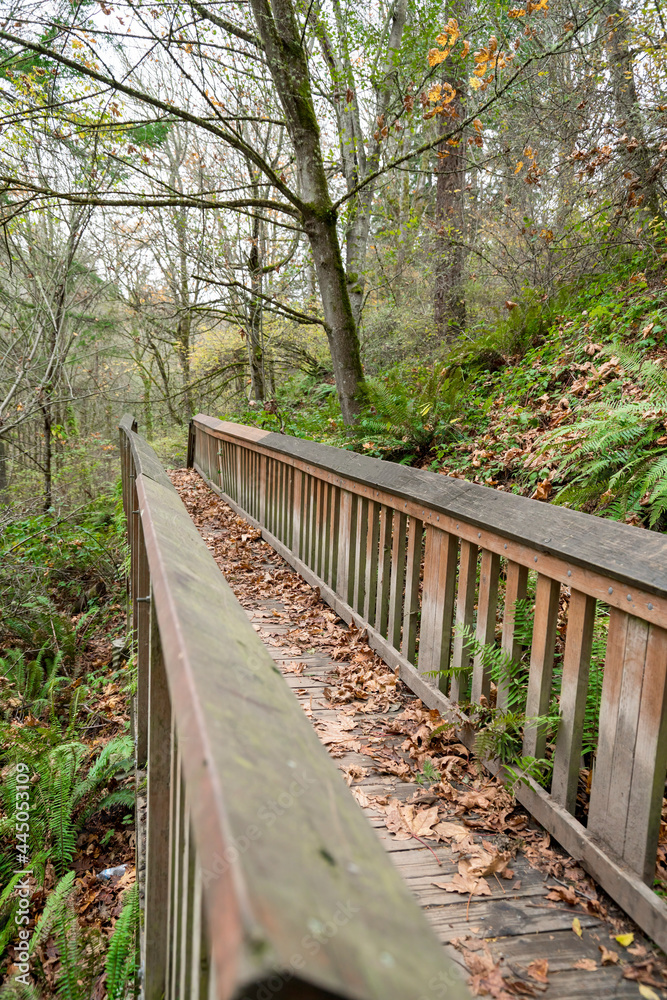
[172,469,667,999]
[0,490,138,1000]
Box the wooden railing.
[118,416,466,1000]
[190,413,667,951]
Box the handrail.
[190,413,667,952]
[119,415,467,1000]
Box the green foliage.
[349,363,465,462]
[0,728,134,876]
[546,348,667,527]
[415,759,441,787]
[105,885,139,1000]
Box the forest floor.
[172,467,667,1000]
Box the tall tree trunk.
[247,216,267,402]
[605,1,664,222]
[434,68,467,340]
[0,436,7,501]
[42,404,52,511]
[250,0,365,424]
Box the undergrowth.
[0,485,138,999]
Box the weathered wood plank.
[363,500,381,625]
[498,560,528,711]
[450,540,478,703]
[522,574,560,759]
[624,623,667,880]
[375,505,393,638]
[387,510,408,650]
[551,590,596,813]
[471,549,500,704]
[419,526,458,687]
[144,596,172,1000]
[401,516,423,664]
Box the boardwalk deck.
[172,468,667,1000]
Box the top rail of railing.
[192,413,667,613]
[119,414,467,1000]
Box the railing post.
[144,594,172,1000]
[136,517,150,766]
[337,489,356,606]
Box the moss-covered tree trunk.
[249,0,365,424]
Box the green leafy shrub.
[545,348,667,526]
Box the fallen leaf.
[526,958,549,983]
[351,787,373,808]
[638,987,660,1000]
[616,932,635,948]
[546,885,577,905]
[434,820,469,842]
[598,945,619,965]
[573,958,596,970]
[572,917,583,937]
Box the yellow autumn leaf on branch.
[460,40,471,57]
[508,7,526,15]
[428,48,449,66]
[514,161,524,173]
[473,118,483,133]
[436,18,460,46]
[469,77,484,90]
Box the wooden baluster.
[450,540,478,703]
[301,474,310,564]
[327,485,340,588]
[589,611,667,881]
[316,478,327,577]
[278,462,287,543]
[551,590,596,813]
[308,475,319,570]
[375,506,393,637]
[259,455,267,527]
[144,596,172,1000]
[419,526,457,685]
[178,808,196,999]
[354,497,369,614]
[285,465,294,549]
[136,520,150,767]
[291,470,303,560]
[387,510,408,650]
[363,501,380,626]
[167,737,183,999]
[470,550,501,705]
[337,490,357,606]
[498,561,528,711]
[401,517,423,664]
[197,877,211,1000]
[623,623,667,881]
[522,574,560,758]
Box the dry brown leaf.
[598,945,619,965]
[546,885,577,905]
[526,959,549,983]
[573,958,596,971]
[434,820,469,842]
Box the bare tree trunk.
[247,215,267,402]
[606,1,664,222]
[42,404,52,511]
[434,68,467,340]
[0,436,7,500]
[250,0,365,423]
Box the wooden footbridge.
[119,413,667,1000]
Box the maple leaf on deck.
[384,799,440,840]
